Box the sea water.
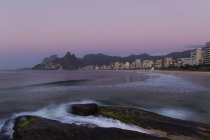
[0,70,210,137]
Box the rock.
[71,103,98,116]
[70,103,210,139]
[12,115,167,140]
[98,106,210,140]
[3,104,210,140]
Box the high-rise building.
[142,60,153,68]
[125,62,130,69]
[163,57,173,68]
[131,61,136,69]
[205,42,210,65]
[181,58,192,66]
[135,59,141,69]
[191,48,205,65]
[154,59,162,68]
[114,62,120,70]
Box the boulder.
[71,103,98,116]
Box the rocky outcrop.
[1,104,210,140]
[11,115,167,140]
[71,104,210,140]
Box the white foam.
[123,72,206,93]
[2,100,152,138]
[0,119,4,130]
[46,72,205,93]
[0,119,14,139]
[156,108,193,120]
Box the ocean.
[0,70,210,137]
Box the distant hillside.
[82,50,193,65]
[32,49,193,70]
[166,50,193,59]
[83,54,121,65]
[41,55,58,64]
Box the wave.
[0,79,88,92]
[58,72,205,93]
[33,79,88,87]
[1,72,205,94]
[0,119,4,131]
[0,100,152,139]
[113,72,206,93]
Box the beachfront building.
[181,58,192,66]
[135,59,141,69]
[163,57,173,68]
[205,42,210,65]
[114,61,120,70]
[191,48,205,65]
[131,62,136,69]
[125,62,130,69]
[142,60,153,69]
[154,59,163,68]
[173,58,182,68]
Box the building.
[142,60,153,69]
[135,59,141,69]
[174,58,182,68]
[163,57,173,68]
[205,42,210,65]
[114,62,120,70]
[191,48,205,65]
[125,62,130,69]
[131,61,136,69]
[181,58,192,66]
[154,59,163,68]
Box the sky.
[0,0,210,69]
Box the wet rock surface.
[71,103,98,116]
[12,115,167,140]
[71,104,210,140]
[1,103,210,140]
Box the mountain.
[41,55,58,64]
[32,52,83,70]
[83,53,121,65]
[82,50,193,66]
[122,53,162,62]
[53,52,83,69]
[32,49,193,70]
[166,50,193,59]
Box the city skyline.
[0,0,210,69]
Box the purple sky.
[0,0,210,69]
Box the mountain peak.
[64,51,71,57]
